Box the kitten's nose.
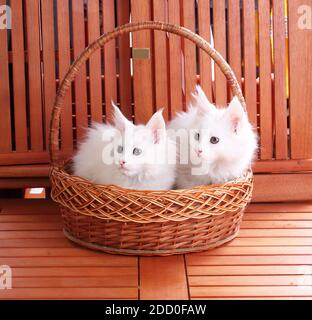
[197,149,203,156]
[119,160,126,167]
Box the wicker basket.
[50,21,253,256]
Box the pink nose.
[197,149,203,155]
[119,160,126,167]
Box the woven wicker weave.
[49,21,253,256]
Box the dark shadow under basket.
[49,21,254,256]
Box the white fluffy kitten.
[73,104,176,190]
[169,85,257,188]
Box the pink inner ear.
[231,115,240,132]
[152,129,161,144]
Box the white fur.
[169,85,258,188]
[73,104,176,190]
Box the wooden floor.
[1,199,312,300]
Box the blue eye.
[117,145,123,153]
[133,148,142,156]
[194,132,200,141]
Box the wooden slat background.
[71,0,88,142]
[198,0,213,101]
[153,0,169,121]
[87,0,103,123]
[0,1,11,153]
[10,0,28,152]
[56,0,73,154]
[289,0,312,159]
[41,0,57,149]
[0,0,311,173]
[102,0,117,123]
[131,0,154,123]
[213,0,227,106]
[25,0,43,152]
[258,0,273,160]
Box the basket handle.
[49,21,246,166]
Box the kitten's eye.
[117,145,123,153]
[210,136,219,144]
[194,132,200,141]
[133,147,142,156]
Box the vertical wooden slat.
[10,0,27,151]
[72,0,88,142]
[182,0,196,106]
[152,0,169,121]
[25,0,43,151]
[87,0,103,123]
[242,0,257,126]
[0,7,11,151]
[272,0,288,159]
[116,0,132,120]
[140,256,189,299]
[57,0,73,153]
[131,0,153,124]
[228,0,242,91]
[198,0,213,101]
[213,0,227,105]
[289,0,312,159]
[103,0,117,123]
[168,0,183,117]
[56,0,73,153]
[258,0,273,160]
[41,0,56,150]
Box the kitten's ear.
[112,101,133,132]
[191,85,215,115]
[146,109,166,144]
[226,96,245,133]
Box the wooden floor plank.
[12,267,137,277]
[0,239,74,248]
[195,297,312,300]
[0,222,62,231]
[241,220,312,229]
[0,288,138,299]
[0,215,61,223]
[140,256,189,300]
[187,255,312,266]
[188,265,312,276]
[1,199,312,299]
[190,286,312,298]
[0,257,137,267]
[189,275,312,286]
[225,237,312,246]
[0,248,126,257]
[238,229,312,237]
[0,199,59,215]
[10,277,137,288]
[244,212,312,220]
[192,246,312,256]
[0,199,139,300]
[246,202,312,213]
[0,230,64,239]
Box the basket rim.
[50,164,253,223]
[50,164,253,195]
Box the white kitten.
[73,103,176,190]
[169,85,258,188]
